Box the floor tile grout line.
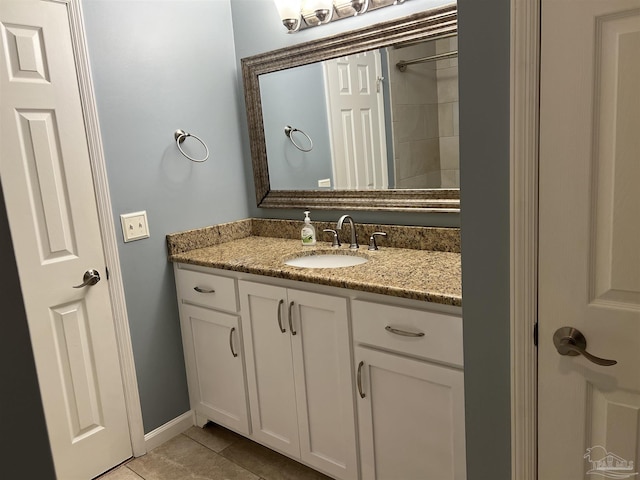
[123,465,145,480]
[180,429,244,456]
[178,432,266,480]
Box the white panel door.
[356,346,466,480]
[180,304,250,435]
[538,0,640,477]
[0,1,132,479]
[239,281,301,458]
[288,289,358,480]
[324,51,388,189]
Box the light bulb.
[274,0,302,32]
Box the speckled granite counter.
[167,219,461,307]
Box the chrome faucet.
[337,214,359,249]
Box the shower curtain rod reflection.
[396,50,458,72]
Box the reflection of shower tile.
[435,37,458,68]
[395,105,427,142]
[453,101,459,136]
[426,171,443,188]
[441,169,460,188]
[438,103,454,137]
[439,136,460,170]
[404,68,438,104]
[389,68,407,111]
[425,104,439,139]
[394,138,440,180]
[414,138,441,176]
[396,173,432,189]
[437,66,459,103]
[394,141,411,180]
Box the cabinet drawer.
[175,265,238,313]
[352,300,463,367]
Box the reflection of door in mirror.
[259,37,458,191]
[323,51,388,190]
[387,36,459,189]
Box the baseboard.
[143,410,194,452]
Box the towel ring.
[284,125,313,152]
[174,129,209,163]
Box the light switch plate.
[120,211,150,242]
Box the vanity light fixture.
[333,0,368,17]
[274,0,303,32]
[274,0,406,33]
[302,0,334,26]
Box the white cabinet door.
[180,304,249,435]
[289,289,358,480]
[240,281,358,480]
[239,281,301,458]
[356,346,466,480]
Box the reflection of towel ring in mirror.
[174,129,210,162]
[284,125,313,152]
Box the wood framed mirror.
[241,3,459,213]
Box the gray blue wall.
[260,63,333,189]
[458,0,511,477]
[82,0,250,433]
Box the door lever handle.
[73,269,101,288]
[553,327,617,366]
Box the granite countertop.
[167,219,461,307]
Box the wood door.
[324,50,388,189]
[355,346,466,480]
[538,0,640,477]
[288,289,358,480]
[0,1,131,478]
[238,281,300,458]
[179,304,250,435]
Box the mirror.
[242,4,459,212]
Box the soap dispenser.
[301,210,317,246]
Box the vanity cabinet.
[352,300,466,480]
[239,280,358,480]
[173,262,464,480]
[174,264,250,435]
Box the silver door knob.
[553,327,617,366]
[73,269,101,288]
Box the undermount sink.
[284,253,368,269]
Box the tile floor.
[98,423,332,480]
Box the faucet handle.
[368,232,387,251]
[323,229,341,248]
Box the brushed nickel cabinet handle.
[194,286,215,294]
[385,325,425,337]
[229,327,238,358]
[277,299,286,333]
[288,301,297,335]
[357,361,366,398]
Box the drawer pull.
[357,361,366,398]
[385,325,425,337]
[277,299,286,333]
[229,327,238,358]
[288,301,297,335]
[194,286,215,294]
